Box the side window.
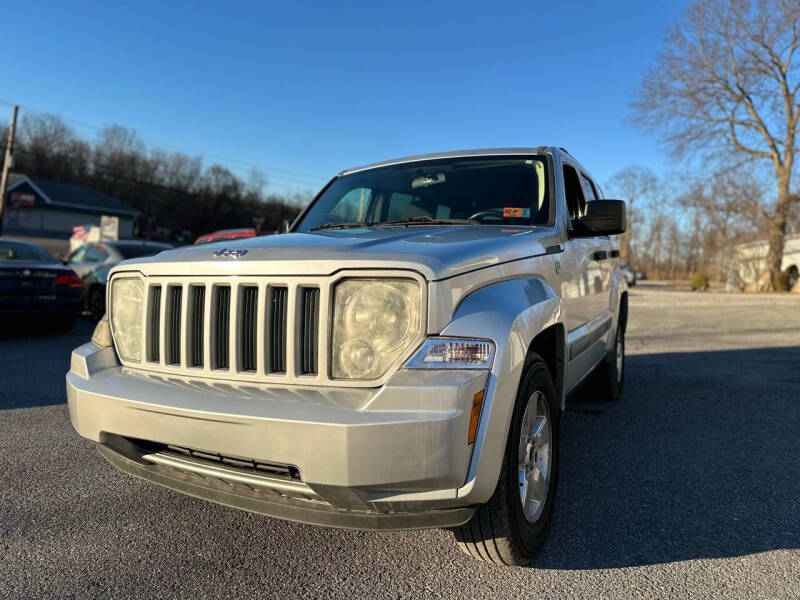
[84,244,106,262]
[68,246,87,263]
[579,174,598,202]
[562,165,586,221]
[327,187,371,224]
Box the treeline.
[1,114,308,240]
[605,165,798,284]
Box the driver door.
[560,163,613,391]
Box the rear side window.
[0,242,56,263]
[562,165,586,221]
[580,174,599,201]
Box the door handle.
[592,250,608,261]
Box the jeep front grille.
[112,271,426,386]
[135,277,327,383]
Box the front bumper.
[66,342,488,530]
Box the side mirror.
[571,199,626,237]
[281,218,291,234]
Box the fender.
[439,277,564,504]
[607,264,626,351]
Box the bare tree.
[633,0,800,290]
[679,168,763,280]
[605,166,659,264]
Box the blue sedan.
[0,239,83,328]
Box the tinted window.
[0,241,57,263]
[562,165,586,221]
[295,156,550,231]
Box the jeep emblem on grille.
[212,248,248,258]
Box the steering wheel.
[468,209,505,222]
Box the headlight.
[405,338,495,369]
[331,278,421,379]
[110,277,144,362]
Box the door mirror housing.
[570,199,626,237]
[281,218,292,234]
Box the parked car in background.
[634,268,647,281]
[620,262,636,286]
[67,240,172,319]
[194,228,257,244]
[0,239,82,329]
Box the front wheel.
[452,354,559,566]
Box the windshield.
[0,241,57,263]
[294,156,550,232]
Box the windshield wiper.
[379,216,479,227]
[309,221,369,231]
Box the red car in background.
[194,228,257,244]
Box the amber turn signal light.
[468,390,485,444]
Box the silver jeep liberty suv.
[67,147,627,566]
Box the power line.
[0,99,329,187]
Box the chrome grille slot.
[239,286,258,372]
[147,286,161,362]
[213,286,231,370]
[189,286,205,367]
[269,286,288,373]
[300,287,319,375]
[165,286,182,365]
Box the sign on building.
[100,215,119,240]
[10,192,35,208]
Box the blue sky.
[2,1,687,196]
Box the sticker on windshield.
[503,207,530,218]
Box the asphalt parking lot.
[1,284,799,599]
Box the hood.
[119,225,556,281]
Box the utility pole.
[0,104,19,237]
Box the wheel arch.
[525,323,566,414]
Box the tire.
[452,354,560,566]
[591,295,627,401]
[88,286,105,321]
